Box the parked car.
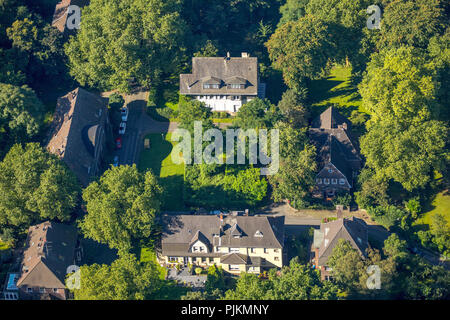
[115,137,122,149]
[113,155,119,167]
[121,107,129,122]
[119,122,126,135]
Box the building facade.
[180,53,265,113]
[160,214,285,274]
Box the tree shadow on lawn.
[308,77,345,103]
[139,134,173,176]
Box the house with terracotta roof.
[180,52,266,113]
[46,88,110,186]
[160,213,285,274]
[16,221,82,300]
[312,217,368,280]
[308,107,362,198]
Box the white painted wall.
[195,95,256,112]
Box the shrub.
[195,267,203,275]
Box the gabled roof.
[313,217,368,266]
[46,88,108,185]
[16,222,78,289]
[201,76,222,85]
[220,253,248,265]
[189,230,211,251]
[309,107,361,180]
[180,55,258,95]
[312,106,351,130]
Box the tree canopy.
[0,143,80,227]
[65,0,188,92]
[79,165,163,252]
[71,252,162,300]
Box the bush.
[332,193,352,208]
[195,267,203,275]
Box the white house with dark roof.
[160,213,284,274]
[180,52,265,113]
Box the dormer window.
[203,84,219,89]
[254,230,263,237]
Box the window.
[53,288,58,293]
[274,249,279,253]
[27,288,32,293]
[215,247,221,252]
[201,257,207,263]
[328,168,333,173]
[316,178,322,184]
[199,246,205,252]
[324,179,330,185]
[229,84,244,89]
[250,248,256,253]
[169,256,178,262]
[230,248,240,253]
[339,179,346,185]
[193,246,199,252]
[331,179,337,185]
[274,257,280,261]
[263,248,268,254]
[229,265,240,271]
[39,288,45,293]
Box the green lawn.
[308,65,365,119]
[140,247,167,280]
[416,190,450,227]
[138,133,185,211]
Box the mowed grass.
[308,65,365,119]
[138,133,185,211]
[416,191,450,228]
[140,247,167,280]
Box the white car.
[121,107,129,122]
[113,155,119,167]
[119,122,126,135]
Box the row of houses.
[2,213,369,300]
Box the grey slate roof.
[313,217,368,266]
[180,56,259,96]
[309,107,361,181]
[17,222,78,289]
[161,215,285,257]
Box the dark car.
[115,137,122,149]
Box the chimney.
[245,209,249,216]
[225,52,230,60]
[241,52,249,58]
[219,213,223,224]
